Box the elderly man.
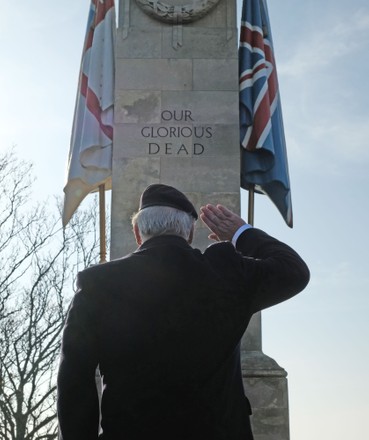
[57,183,309,440]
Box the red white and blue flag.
[63,0,116,226]
[239,0,293,227]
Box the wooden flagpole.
[247,184,255,226]
[99,184,107,264]
[245,183,262,351]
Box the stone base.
[242,351,290,440]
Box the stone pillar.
[112,0,240,257]
[241,313,290,440]
[112,1,290,438]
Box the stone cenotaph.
[111,0,290,438]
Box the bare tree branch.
[0,149,104,440]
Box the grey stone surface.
[116,59,193,91]
[114,91,161,124]
[244,376,290,440]
[193,59,239,90]
[161,91,239,123]
[159,155,240,193]
[195,0,236,28]
[242,313,262,351]
[110,156,160,258]
[113,123,240,158]
[161,27,238,59]
[119,1,158,30]
[116,28,162,58]
[241,351,288,378]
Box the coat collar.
[136,234,192,252]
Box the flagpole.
[247,184,255,226]
[245,184,262,352]
[99,184,107,264]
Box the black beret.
[139,184,198,220]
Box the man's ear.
[187,224,195,244]
[133,224,142,245]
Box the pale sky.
[1,1,369,439]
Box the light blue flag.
[239,0,293,227]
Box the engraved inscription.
[142,110,214,156]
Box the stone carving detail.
[134,0,221,24]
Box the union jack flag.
[63,0,116,227]
[239,0,293,227]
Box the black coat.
[57,228,309,440]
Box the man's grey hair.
[131,206,195,242]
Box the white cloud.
[279,9,369,77]
[275,9,369,172]
[284,115,369,174]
